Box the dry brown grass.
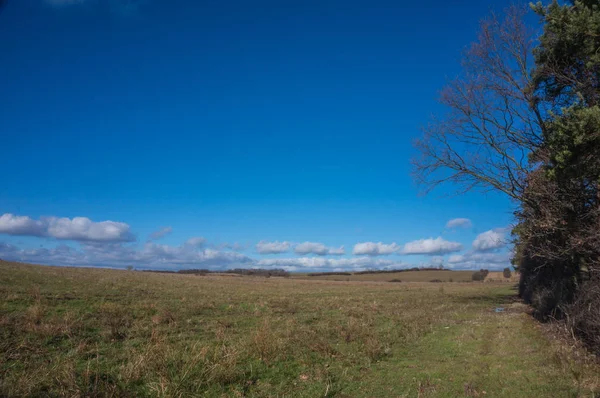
[484,271,520,283]
[0,260,599,397]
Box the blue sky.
[0,0,517,271]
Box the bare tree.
[412,6,544,203]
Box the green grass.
[0,261,598,397]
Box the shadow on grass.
[453,289,520,307]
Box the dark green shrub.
[472,271,485,282]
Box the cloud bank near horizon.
[0,212,512,271]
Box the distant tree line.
[414,1,600,354]
[307,267,451,277]
[143,268,289,277]
[225,268,289,277]
[354,267,449,275]
[307,272,353,276]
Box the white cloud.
[258,257,328,268]
[446,218,472,229]
[256,240,291,254]
[472,229,506,251]
[214,242,247,252]
[0,214,46,237]
[294,242,345,256]
[257,256,408,271]
[148,226,172,241]
[47,217,133,242]
[447,251,511,270]
[327,246,345,255]
[0,238,252,270]
[0,213,134,243]
[352,242,400,256]
[184,237,206,247]
[402,237,462,255]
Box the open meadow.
[1,260,599,397]
[292,270,520,283]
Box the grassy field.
[1,261,599,397]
